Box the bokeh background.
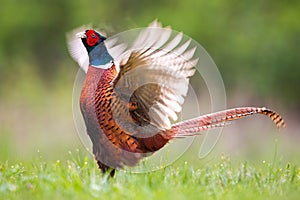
[0,0,299,166]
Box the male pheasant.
[67,21,286,177]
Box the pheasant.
[67,21,286,177]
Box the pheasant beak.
[76,31,87,38]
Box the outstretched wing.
[113,20,198,131]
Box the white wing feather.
[66,25,91,73]
[113,21,198,130]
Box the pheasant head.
[73,29,113,69]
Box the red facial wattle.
[86,30,100,46]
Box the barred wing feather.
[113,21,198,131]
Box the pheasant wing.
[112,21,198,132]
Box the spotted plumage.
[67,21,286,177]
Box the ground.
[1,151,299,200]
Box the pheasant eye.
[86,30,100,46]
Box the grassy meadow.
[1,150,299,200]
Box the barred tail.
[171,107,286,137]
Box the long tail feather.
[172,107,286,137]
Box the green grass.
[0,151,299,200]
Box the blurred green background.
[0,0,299,164]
